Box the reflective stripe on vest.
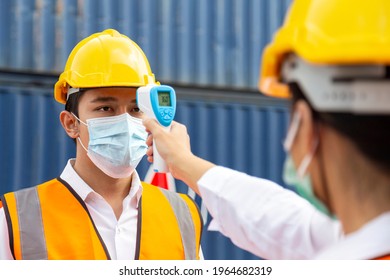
[135,180,202,260]
[14,187,47,259]
[3,178,201,260]
[158,187,196,260]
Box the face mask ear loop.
[71,112,88,126]
[283,111,301,152]
[77,137,89,153]
[297,125,320,179]
[70,112,89,153]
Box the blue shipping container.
[0,0,291,89]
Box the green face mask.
[282,111,334,218]
[282,155,331,216]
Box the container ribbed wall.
[0,72,291,259]
[0,0,291,90]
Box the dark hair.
[65,90,85,117]
[288,82,390,172]
[65,90,85,144]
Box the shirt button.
[116,227,121,234]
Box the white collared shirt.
[59,159,143,260]
[196,166,390,260]
[1,159,203,260]
[315,212,390,259]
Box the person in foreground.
[0,29,203,260]
[143,0,390,259]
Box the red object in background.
[150,172,168,189]
[144,165,176,191]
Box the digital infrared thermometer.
[137,85,176,173]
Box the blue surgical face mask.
[282,112,333,217]
[73,113,148,178]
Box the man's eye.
[98,106,111,112]
[130,107,143,117]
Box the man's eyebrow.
[90,96,118,103]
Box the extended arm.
[143,119,342,259]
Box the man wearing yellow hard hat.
[0,29,203,260]
[143,0,390,259]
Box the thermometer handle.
[153,126,170,173]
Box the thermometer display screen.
[158,92,171,106]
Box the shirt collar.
[59,159,143,207]
[315,211,390,259]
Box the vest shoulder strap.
[138,182,202,260]
[3,179,110,260]
[177,192,203,254]
[3,185,46,259]
[158,187,197,260]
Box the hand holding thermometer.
[137,85,176,173]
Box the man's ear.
[293,100,316,155]
[59,111,79,139]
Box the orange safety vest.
[0,178,202,260]
[374,255,390,260]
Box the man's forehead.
[87,87,137,94]
[82,87,137,102]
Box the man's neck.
[73,156,132,220]
[323,131,390,234]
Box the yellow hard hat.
[54,29,158,104]
[259,0,390,98]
